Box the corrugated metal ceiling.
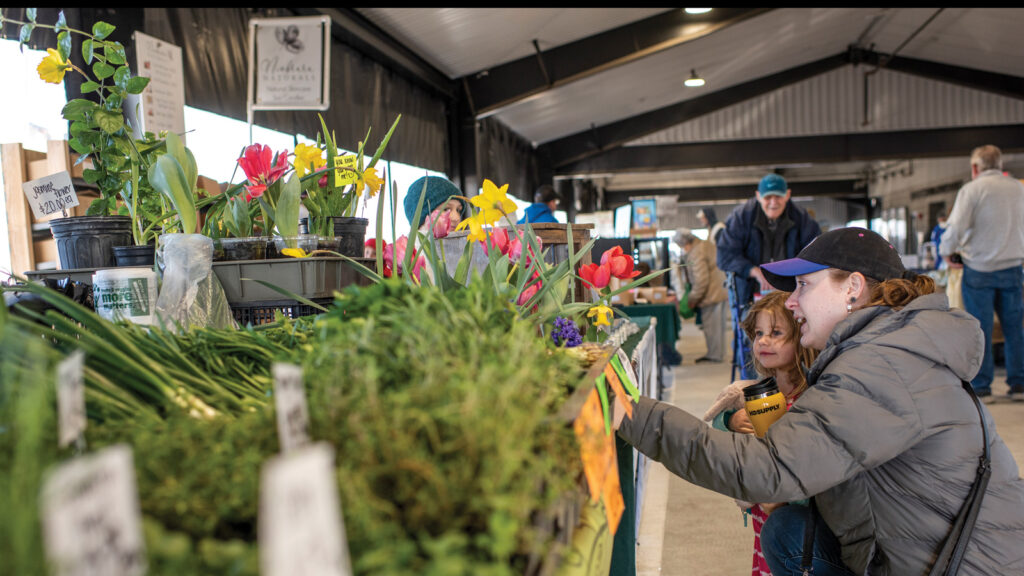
[356,8,673,79]
[354,8,1024,191]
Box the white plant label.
[40,444,147,576]
[273,363,310,453]
[21,171,79,219]
[616,349,639,391]
[260,443,352,576]
[57,350,87,449]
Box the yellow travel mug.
[743,377,787,438]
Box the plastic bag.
[155,234,237,331]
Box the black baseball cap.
[760,227,907,292]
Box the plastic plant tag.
[614,349,640,400]
[259,442,352,576]
[21,170,80,219]
[603,363,633,420]
[272,363,310,453]
[574,388,616,502]
[333,155,357,187]
[56,350,87,449]
[40,444,147,576]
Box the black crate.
[230,298,335,327]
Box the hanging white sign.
[259,443,352,576]
[40,444,147,576]
[130,31,186,143]
[248,15,331,112]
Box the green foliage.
[1,9,158,226]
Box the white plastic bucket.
[92,267,158,325]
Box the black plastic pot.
[49,216,132,269]
[300,217,368,257]
[113,244,156,267]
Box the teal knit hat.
[404,176,469,229]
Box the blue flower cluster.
[552,316,583,348]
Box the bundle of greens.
[3,274,588,575]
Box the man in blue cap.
[717,173,821,378]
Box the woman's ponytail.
[867,270,936,310]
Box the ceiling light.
[684,69,705,87]
[685,8,713,14]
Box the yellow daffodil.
[356,166,383,198]
[291,143,326,178]
[455,213,488,243]
[281,247,310,258]
[37,48,72,84]
[470,179,518,226]
[587,304,614,327]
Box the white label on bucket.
[57,350,87,449]
[40,444,147,576]
[92,269,157,325]
[22,171,80,219]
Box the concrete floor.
[635,317,1024,576]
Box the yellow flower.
[37,48,71,84]
[356,166,383,198]
[281,247,310,258]
[470,179,517,226]
[455,213,488,243]
[291,143,326,178]
[587,304,614,327]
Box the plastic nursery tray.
[23,257,376,304]
[230,297,336,327]
[212,257,375,303]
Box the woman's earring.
[847,296,855,314]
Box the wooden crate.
[439,223,595,303]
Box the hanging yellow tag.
[333,155,357,187]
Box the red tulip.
[517,271,543,308]
[579,262,611,290]
[237,144,290,201]
[600,246,640,280]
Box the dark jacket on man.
[716,197,821,304]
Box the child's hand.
[729,409,756,435]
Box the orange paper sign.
[574,388,616,501]
[602,451,625,536]
[603,363,633,419]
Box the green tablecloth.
[620,303,680,349]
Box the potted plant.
[235,143,304,258]
[298,114,400,257]
[4,9,162,269]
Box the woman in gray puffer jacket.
[613,227,1024,575]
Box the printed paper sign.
[615,349,639,396]
[333,155,357,187]
[40,444,147,576]
[57,350,87,449]
[273,363,310,453]
[259,443,352,576]
[132,32,186,142]
[22,171,79,219]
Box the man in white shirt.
[941,145,1024,401]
